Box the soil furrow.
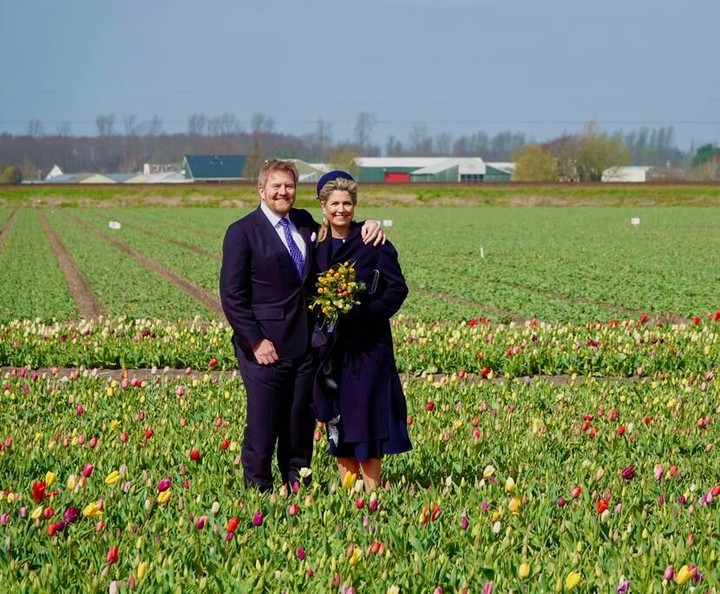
[0,208,18,249]
[64,212,224,317]
[38,210,104,319]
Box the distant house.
[601,166,653,183]
[354,157,490,183]
[183,155,246,182]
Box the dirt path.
[0,365,640,386]
[0,208,18,249]
[64,211,225,318]
[38,210,104,319]
[410,287,526,323]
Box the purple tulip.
[460,516,469,531]
[556,497,567,508]
[63,506,80,524]
[620,466,635,481]
[252,510,264,526]
[616,579,630,594]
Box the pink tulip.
[654,464,663,481]
[252,510,264,526]
[296,546,306,560]
[663,565,675,580]
[76,405,84,415]
[157,477,172,492]
[82,463,94,478]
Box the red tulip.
[221,439,231,450]
[32,481,47,502]
[190,448,201,462]
[355,498,364,510]
[106,546,119,565]
[287,503,300,517]
[571,486,583,499]
[596,499,609,514]
[226,517,239,533]
[425,401,435,412]
[209,357,218,368]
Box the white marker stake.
[480,246,485,259]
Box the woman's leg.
[360,458,382,491]
[337,458,360,486]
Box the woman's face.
[322,190,355,232]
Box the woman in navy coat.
[313,171,412,491]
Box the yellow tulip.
[565,571,582,591]
[110,419,120,431]
[674,565,695,586]
[508,497,522,514]
[45,471,57,487]
[105,471,120,486]
[519,562,531,579]
[342,471,357,491]
[66,475,77,491]
[137,561,149,580]
[505,476,516,493]
[483,465,495,479]
[31,506,44,520]
[348,546,362,566]
[83,501,102,519]
[158,489,171,505]
[6,492,15,503]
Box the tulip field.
[1,198,720,592]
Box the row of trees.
[0,111,715,182]
[513,123,717,182]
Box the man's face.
[259,170,296,217]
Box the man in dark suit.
[219,159,382,491]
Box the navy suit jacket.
[220,207,318,360]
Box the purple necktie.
[279,218,305,278]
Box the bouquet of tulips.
[309,260,365,332]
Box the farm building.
[354,157,493,183]
[484,162,516,182]
[287,159,332,183]
[601,166,653,183]
[183,155,246,182]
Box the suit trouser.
[237,349,316,491]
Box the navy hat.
[316,170,355,198]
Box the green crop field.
[1,189,720,592]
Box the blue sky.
[1,0,718,151]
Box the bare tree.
[409,124,433,155]
[26,118,44,137]
[385,135,403,156]
[251,112,275,134]
[56,121,72,136]
[146,115,164,136]
[314,118,332,159]
[435,132,452,155]
[95,114,116,137]
[123,114,139,136]
[354,112,376,153]
[187,113,207,136]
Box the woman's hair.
[258,159,298,188]
[316,177,358,243]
